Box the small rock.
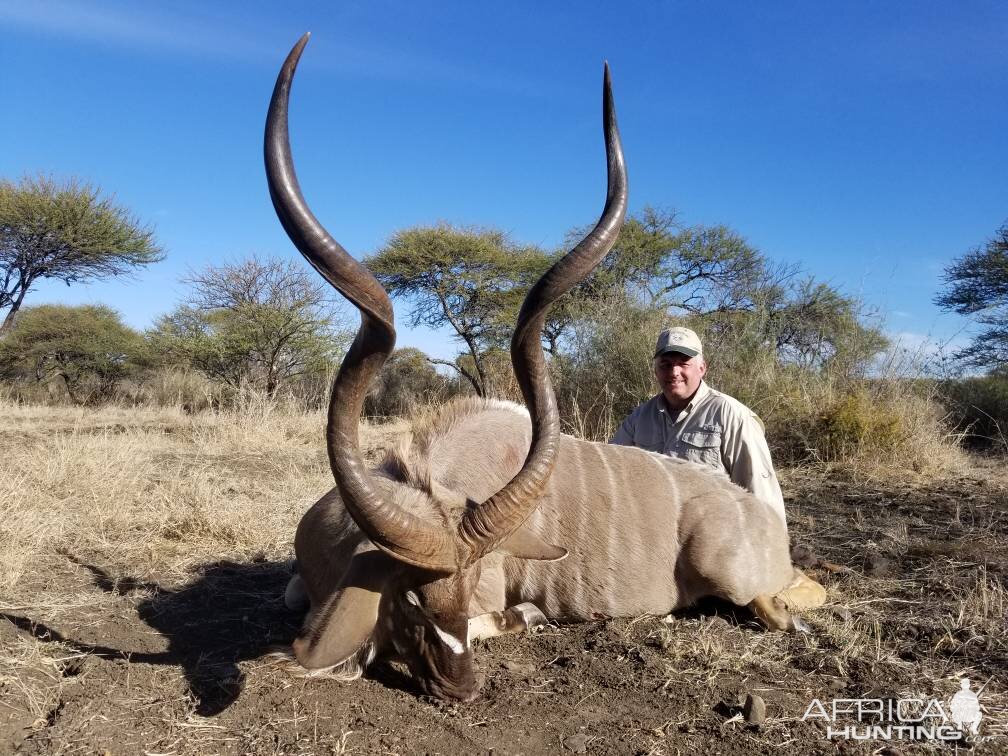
[502,660,537,678]
[864,553,893,577]
[563,732,589,753]
[828,605,852,622]
[824,676,846,693]
[791,544,818,568]
[743,693,766,726]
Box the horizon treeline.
[3,177,1006,465]
[2,210,1006,467]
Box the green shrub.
[363,348,463,419]
[0,304,147,404]
[815,391,902,459]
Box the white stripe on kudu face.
[432,623,466,654]
[405,590,466,654]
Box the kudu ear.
[496,526,568,562]
[292,551,399,669]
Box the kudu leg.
[469,603,548,642]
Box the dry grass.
[0,396,412,752]
[0,396,406,603]
[1,398,1005,753]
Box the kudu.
[266,34,825,702]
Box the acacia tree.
[0,304,147,403]
[765,280,887,373]
[368,213,885,405]
[564,206,792,314]
[0,176,163,333]
[150,256,349,396]
[936,223,1008,371]
[367,224,550,397]
[562,207,884,371]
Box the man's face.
[654,351,707,406]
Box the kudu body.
[266,34,824,702]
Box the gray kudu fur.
[265,34,826,702]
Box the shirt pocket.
[678,428,723,469]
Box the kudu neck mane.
[378,397,532,505]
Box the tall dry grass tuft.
[746,365,968,480]
[125,368,225,412]
[552,298,666,441]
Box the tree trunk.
[60,372,82,405]
[460,336,488,397]
[428,358,483,397]
[0,308,17,335]
[0,281,31,335]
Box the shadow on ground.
[3,557,304,716]
[3,559,766,719]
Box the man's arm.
[720,406,787,528]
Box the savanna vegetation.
[1,396,1005,754]
[3,183,1006,471]
[934,222,1008,452]
[2,176,1006,753]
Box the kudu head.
[265,33,627,700]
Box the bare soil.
[2,419,1006,754]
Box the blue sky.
[2,1,1006,362]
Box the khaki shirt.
[610,381,786,527]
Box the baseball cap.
[654,327,703,358]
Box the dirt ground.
[1,407,1006,754]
